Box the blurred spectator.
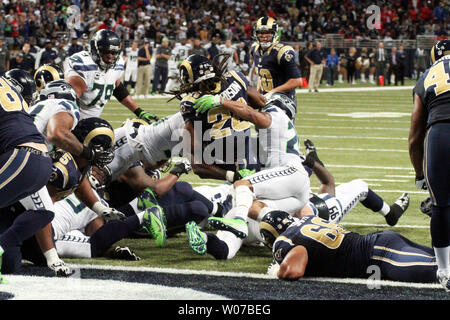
[415,45,429,80]
[21,42,35,74]
[375,42,387,85]
[368,48,376,84]
[396,44,406,85]
[219,39,239,72]
[386,46,398,85]
[0,38,9,75]
[68,37,83,57]
[189,38,208,57]
[152,37,171,95]
[55,38,68,70]
[37,39,58,68]
[9,52,24,70]
[123,40,139,95]
[205,34,220,61]
[356,48,370,83]
[305,40,325,92]
[326,48,339,86]
[346,47,357,85]
[136,39,152,98]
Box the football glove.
[136,108,159,124]
[49,259,73,277]
[266,259,280,278]
[100,208,127,223]
[82,146,115,168]
[226,168,256,183]
[108,246,141,261]
[420,197,432,217]
[415,176,427,190]
[193,95,223,113]
[169,160,192,178]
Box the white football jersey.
[172,43,190,62]
[124,47,139,70]
[125,112,185,166]
[107,126,141,181]
[65,50,125,119]
[107,112,184,180]
[52,192,100,240]
[29,98,81,152]
[257,106,303,169]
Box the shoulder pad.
[276,44,295,64]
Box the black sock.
[360,189,383,212]
[90,215,140,257]
[206,233,229,260]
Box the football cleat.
[185,221,207,255]
[437,270,450,292]
[303,139,324,168]
[137,187,158,211]
[0,246,6,284]
[108,246,141,261]
[208,217,248,239]
[142,205,167,247]
[385,193,410,226]
[420,197,432,217]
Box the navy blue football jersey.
[0,77,44,153]
[413,56,450,127]
[250,42,301,103]
[273,216,377,278]
[180,71,253,170]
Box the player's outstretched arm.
[267,77,302,96]
[278,245,308,280]
[46,113,84,156]
[408,93,427,188]
[113,79,158,123]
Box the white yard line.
[65,263,440,290]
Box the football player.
[122,40,139,95]
[0,69,54,279]
[34,64,65,92]
[298,140,410,226]
[250,16,302,121]
[175,54,265,182]
[87,116,221,239]
[260,211,438,283]
[184,93,310,258]
[409,39,450,291]
[65,29,157,123]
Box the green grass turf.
[65,84,431,274]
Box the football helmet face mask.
[179,54,215,85]
[430,39,450,65]
[34,64,65,91]
[4,69,37,106]
[90,29,121,70]
[72,117,115,151]
[254,16,279,50]
[264,92,296,120]
[39,80,78,103]
[259,210,295,249]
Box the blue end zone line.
[66,263,441,290]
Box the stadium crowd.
[0,0,447,91]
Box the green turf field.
[65,85,431,275]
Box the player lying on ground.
[260,211,438,284]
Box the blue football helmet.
[4,68,37,106]
[259,210,295,248]
[39,80,78,103]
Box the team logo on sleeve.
[284,53,293,62]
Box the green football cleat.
[143,205,167,247]
[185,221,207,255]
[208,217,248,239]
[137,187,158,211]
[0,246,6,284]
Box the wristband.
[44,248,59,265]
[226,170,235,183]
[80,145,93,160]
[92,201,108,215]
[134,107,143,117]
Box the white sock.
[434,246,450,273]
[378,202,391,216]
[233,185,254,221]
[137,211,145,225]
